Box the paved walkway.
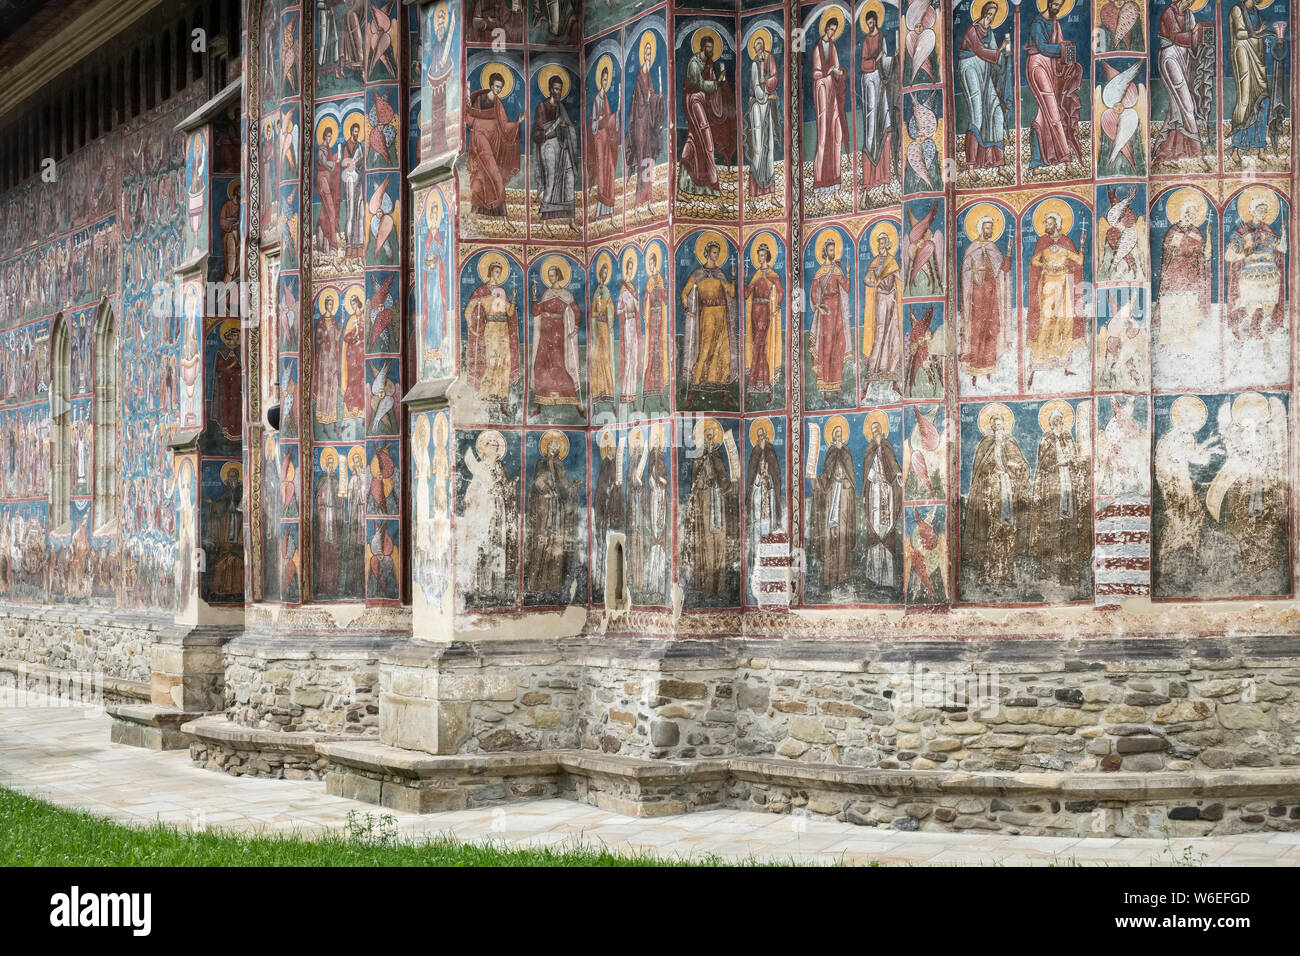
[1,701,1298,866]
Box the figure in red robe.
[811,19,848,189]
[1024,0,1083,169]
[808,237,852,399]
[678,35,736,197]
[466,73,521,217]
[315,128,342,253]
[212,324,242,441]
[586,64,620,219]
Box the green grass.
[0,787,727,867]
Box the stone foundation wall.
[188,739,332,781]
[222,634,402,735]
[0,604,169,685]
[166,633,1300,837]
[732,659,1300,775]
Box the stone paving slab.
[0,703,1295,867]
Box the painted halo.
[1032,197,1075,237]
[964,202,1005,241]
[977,402,1014,436]
[476,429,507,461]
[539,429,569,458]
[1166,187,1207,227]
[747,26,774,58]
[690,26,723,56]
[536,63,572,99]
[1038,399,1075,432]
[868,220,899,255]
[813,227,844,262]
[1169,395,1207,431]
[972,0,1008,29]
[540,254,573,287]
[693,416,724,448]
[1232,391,1270,423]
[824,414,850,443]
[476,250,511,284]
[749,231,780,269]
[1237,185,1280,224]
[479,62,515,97]
[859,0,886,31]
[694,230,729,264]
[864,408,889,438]
[749,416,775,446]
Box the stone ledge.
[725,760,1300,802]
[181,715,350,754]
[299,743,1300,835]
[108,704,207,751]
[0,657,150,702]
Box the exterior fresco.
[0,0,1297,639]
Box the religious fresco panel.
[1093,57,1147,179]
[951,200,1019,398]
[454,247,525,424]
[901,197,943,297]
[530,0,581,46]
[741,9,790,220]
[527,252,588,426]
[1148,0,1216,174]
[1220,0,1291,173]
[620,419,674,608]
[904,504,948,606]
[419,0,460,164]
[312,443,369,602]
[623,12,670,224]
[953,0,1016,189]
[1220,184,1289,390]
[527,54,584,239]
[1095,182,1149,284]
[1149,183,1218,390]
[1097,0,1145,53]
[743,414,789,607]
[802,2,856,219]
[200,459,245,605]
[455,427,521,610]
[415,183,456,382]
[902,402,947,502]
[958,398,1094,604]
[1018,0,1092,183]
[1019,193,1093,394]
[802,224,857,412]
[855,0,903,212]
[901,88,943,195]
[586,34,625,240]
[523,427,589,606]
[678,414,742,608]
[677,230,742,413]
[1152,391,1290,599]
[902,300,946,400]
[411,410,454,613]
[858,218,906,404]
[1096,285,1150,391]
[802,408,905,606]
[675,16,741,221]
[741,229,788,413]
[589,426,622,605]
[462,52,528,239]
[902,0,942,87]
